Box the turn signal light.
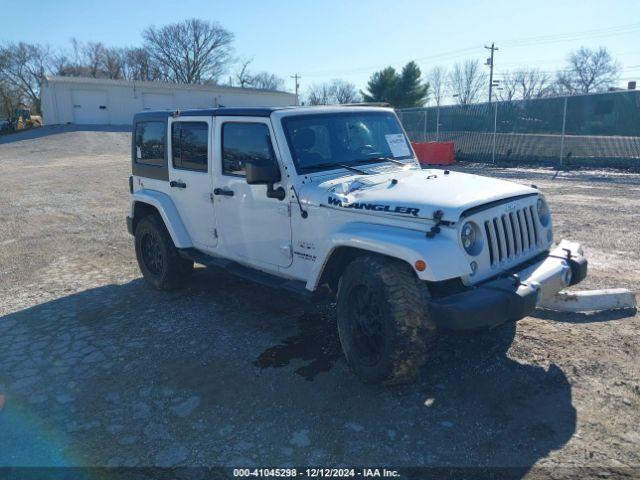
[414,260,427,272]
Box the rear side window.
[172,122,208,172]
[222,123,274,176]
[135,121,165,166]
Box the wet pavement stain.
[254,312,343,380]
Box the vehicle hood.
[300,168,538,222]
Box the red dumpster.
[412,142,455,166]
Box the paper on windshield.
[385,134,411,158]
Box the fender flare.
[306,222,471,290]
[129,189,193,248]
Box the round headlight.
[461,221,482,255]
[537,196,551,227]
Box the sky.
[2,0,639,101]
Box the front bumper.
[429,240,587,330]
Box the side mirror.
[245,158,285,201]
[245,158,281,185]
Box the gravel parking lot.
[0,126,638,477]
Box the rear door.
[167,116,217,249]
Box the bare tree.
[517,69,551,99]
[0,81,22,117]
[51,38,82,76]
[51,39,81,77]
[250,72,285,91]
[0,49,23,116]
[495,71,518,102]
[69,38,83,70]
[102,47,125,79]
[497,69,552,102]
[306,79,359,105]
[0,42,51,112]
[231,59,284,90]
[234,58,253,87]
[556,46,620,94]
[122,47,164,81]
[51,40,124,79]
[143,18,234,84]
[307,82,333,105]
[428,66,447,106]
[331,79,359,103]
[50,53,73,76]
[82,42,107,78]
[449,59,487,105]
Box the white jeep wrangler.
[126,106,587,385]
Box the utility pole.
[484,42,498,102]
[290,74,301,105]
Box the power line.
[299,22,640,79]
[500,22,640,47]
[498,51,640,68]
[300,46,480,78]
[492,65,640,78]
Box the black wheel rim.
[141,231,163,276]
[347,284,385,366]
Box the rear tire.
[134,214,193,290]
[336,255,435,385]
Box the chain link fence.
[398,90,640,168]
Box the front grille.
[484,206,539,266]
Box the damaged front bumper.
[429,240,587,330]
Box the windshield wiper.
[340,164,370,175]
[302,163,370,175]
[355,156,408,166]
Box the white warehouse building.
[41,76,297,125]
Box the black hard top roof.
[132,104,395,122]
[133,106,290,121]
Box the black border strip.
[460,193,537,218]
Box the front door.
[168,116,217,249]
[213,117,292,268]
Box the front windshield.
[282,111,414,173]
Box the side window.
[222,122,274,176]
[135,121,165,166]
[172,122,208,172]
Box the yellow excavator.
[0,106,42,133]
[7,107,43,131]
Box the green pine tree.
[398,61,430,108]
[361,67,400,105]
[361,62,430,108]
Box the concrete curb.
[538,288,637,313]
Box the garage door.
[142,93,174,111]
[72,89,110,124]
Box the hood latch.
[426,209,444,239]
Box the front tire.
[336,255,435,385]
[134,214,193,290]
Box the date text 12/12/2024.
[233,468,400,478]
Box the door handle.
[170,180,187,189]
[213,188,234,197]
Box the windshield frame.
[280,111,415,175]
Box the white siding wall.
[41,78,297,125]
